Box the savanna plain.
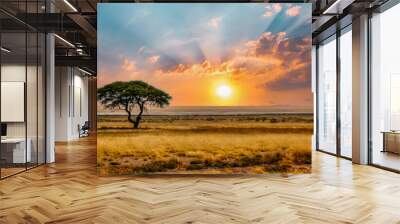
[97,112,313,175]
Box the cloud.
[122,58,136,72]
[243,32,311,61]
[105,32,311,95]
[230,56,281,75]
[273,4,282,12]
[148,55,160,64]
[244,32,287,55]
[162,59,233,77]
[265,64,311,90]
[286,6,301,16]
[98,58,140,87]
[239,32,311,91]
[152,32,311,92]
[262,4,282,17]
[208,17,222,28]
[158,38,206,67]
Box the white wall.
[55,67,89,141]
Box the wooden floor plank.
[0,136,400,223]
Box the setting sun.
[216,85,233,99]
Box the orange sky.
[99,32,312,107]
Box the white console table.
[1,138,32,163]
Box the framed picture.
[97,3,313,175]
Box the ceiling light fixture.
[1,47,11,53]
[323,1,341,14]
[63,0,78,12]
[78,67,93,76]
[322,0,354,15]
[76,48,85,55]
[54,34,75,48]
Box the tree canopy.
[98,81,172,128]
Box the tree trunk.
[133,104,144,129]
[126,110,135,125]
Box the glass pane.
[38,33,46,165]
[371,4,400,171]
[318,36,337,154]
[0,1,46,178]
[27,31,38,169]
[340,29,352,158]
[1,30,27,177]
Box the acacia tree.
[98,81,172,129]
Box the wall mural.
[97,3,313,175]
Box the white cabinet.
[1,138,32,163]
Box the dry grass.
[97,114,313,175]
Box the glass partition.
[370,4,400,171]
[0,2,46,179]
[317,35,337,154]
[1,30,28,177]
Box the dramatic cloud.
[230,56,281,76]
[242,32,310,61]
[244,32,287,55]
[286,6,301,16]
[100,32,311,100]
[145,32,311,94]
[99,4,312,106]
[265,64,311,90]
[236,32,311,91]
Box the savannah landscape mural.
[97,3,313,175]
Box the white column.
[55,67,73,141]
[352,14,369,164]
[46,33,55,163]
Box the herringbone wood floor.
[1,137,400,224]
